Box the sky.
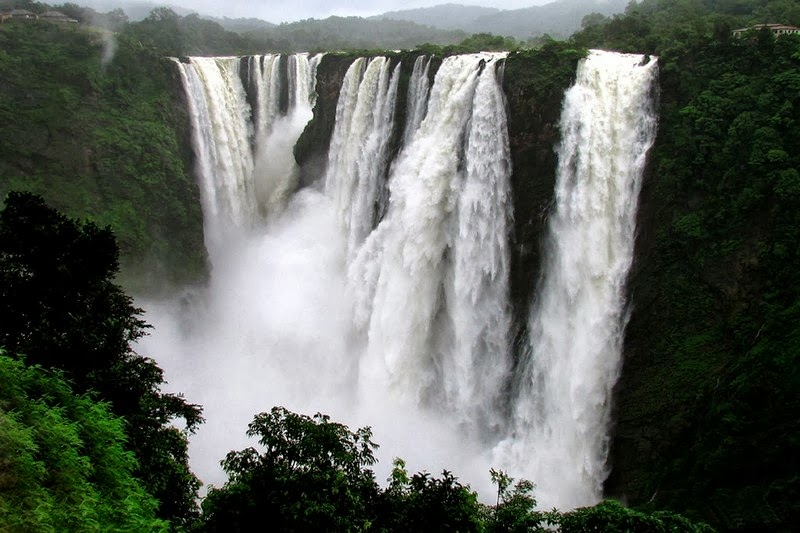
[83,0,559,24]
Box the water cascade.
[144,50,658,507]
[175,56,256,248]
[324,56,401,259]
[175,53,322,244]
[402,55,432,146]
[494,49,659,509]
[344,53,512,432]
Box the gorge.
[137,49,659,511]
[3,4,798,527]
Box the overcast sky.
[84,0,559,24]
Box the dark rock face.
[502,51,579,349]
[294,54,356,189]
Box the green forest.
[1,0,799,530]
[0,8,206,291]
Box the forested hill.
[372,3,502,31]
[374,0,629,39]
[241,16,467,52]
[0,14,206,290]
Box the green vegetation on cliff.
[0,192,203,526]
[0,353,169,531]
[0,18,205,289]
[567,1,800,530]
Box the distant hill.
[58,0,193,20]
[373,0,629,40]
[372,3,500,31]
[472,0,629,39]
[244,16,467,52]
[208,16,276,33]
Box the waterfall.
[147,50,658,507]
[247,55,281,142]
[495,49,659,510]
[341,54,512,434]
[175,56,256,249]
[175,53,321,248]
[402,55,432,146]
[252,53,322,217]
[324,57,401,259]
[447,56,513,432]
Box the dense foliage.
[123,7,252,56]
[0,353,168,530]
[200,407,711,532]
[202,407,379,531]
[414,33,521,56]
[0,192,203,526]
[565,1,800,530]
[0,14,205,289]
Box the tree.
[107,7,129,29]
[0,191,146,378]
[374,458,486,532]
[555,500,715,532]
[581,12,609,29]
[200,406,717,530]
[458,32,518,51]
[125,7,186,56]
[0,352,168,531]
[488,469,546,532]
[202,406,380,531]
[0,192,203,526]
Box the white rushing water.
[144,50,658,508]
[345,54,512,433]
[402,55,432,146]
[325,56,400,259]
[494,49,659,509]
[175,56,256,249]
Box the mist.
[136,187,499,497]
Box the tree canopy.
[0,191,203,526]
[0,352,168,530]
[198,406,711,532]
[202,406,380,531]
